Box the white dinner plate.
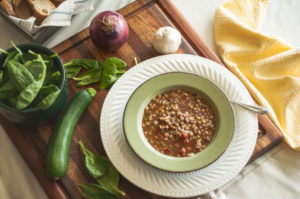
[100,54,258,198]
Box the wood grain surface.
[0,0,283,198]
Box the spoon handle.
[231,101,268,115]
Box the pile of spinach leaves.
[79,141,125,199]
[0,42,61,110]
[64,57,126,90]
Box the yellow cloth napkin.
[215,0,300,149]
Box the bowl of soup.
[123,72,234,172]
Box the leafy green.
[27,49,38,57]
[0,70,4,86]
[99,57,126,90]
[49,53,58,59]
[87,88,97,98]
[96,160,125,196]
[64,57,127,90]
[64,58,104,70]
[78,141,125,198]
[99,65,118,90]
[16,57,46,110]
[7,94,18,107]
[64,58,104,79]
[2,50,18,68]
[73,69,102,86]
[41,53,54,68]
[79,141,108,179]
[104,57,127,70]
[7,60,35,91]
[0,81,16,99]
[45,71,61,86]
[0,42,62,110]
[25,60,47,80]
[0,48,8,55]
[38,90,60,110]
[79,183,118,199]
[134,57,138,65]
[38,85,60,98]
[16,81,41,110]
[65,64,81,78]
[37,85,60,110]
[11,41,23,60]
[22,52,37,63]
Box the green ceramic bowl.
[0,43,68,126]
[123,72,234,172]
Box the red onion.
[89,11,129,52]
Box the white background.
[1,0,300,198]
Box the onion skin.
[89,11,129,52]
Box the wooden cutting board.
[0,0,283,198]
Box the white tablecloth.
[1,0,300,198]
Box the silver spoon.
[230,100,268,115]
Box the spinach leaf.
[45,71,61,86]
[73,68,102,87]
[79,141,125,197]
[27,50,38,57]
[41,54,54,68]
[7,94,18,107]
[99,64,118,90]
[35,85,60,108]
[16,55,47,110]
[2,50,18,68]
[96,161,125,196]
[49,53,58,59]
[24,60,46,80]
[64,57,127,90]
[22,52,37,63]
[65,59,104,70]
[65,64,81,78]
[79,141,108,179]
[0,48,8,54]
[38,85,60,110]
[87,88,97,98]
[134,57,138,65]
[7,60,34,91]
[0,81,16,100]
[16,81,41,110]
[25,51,60,86]
[79,183,119,199]
[98,164,124,196]
[104,57,127,70]
[0,70,4,86]
[28,50,54,68]
[99,57,127,90]
[38,85,59,97]
[11,41,23,60]
[0,42,62,110]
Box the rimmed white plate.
[100,54,258,198]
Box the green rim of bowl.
[123,72,235,172]
[0,43,66,113]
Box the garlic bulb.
[153,26,181,54]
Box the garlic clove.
[153,26,182,54]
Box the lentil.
[142,89,216,157]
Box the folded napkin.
[8,0,93,34]
[215,0,300,149]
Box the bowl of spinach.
[0,42,68,126]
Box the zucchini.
[46,88,96,180]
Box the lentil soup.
[142,89,217,157]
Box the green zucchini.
[46,88,96,180]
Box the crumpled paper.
[7,0,93,34]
